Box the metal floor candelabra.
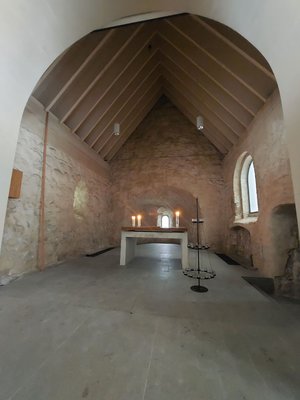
[183,198,216,293]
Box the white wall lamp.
[113,122,120,136]
[196,116,204,131]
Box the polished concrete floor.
[0,244,299,400]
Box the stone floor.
[0,244,299,400]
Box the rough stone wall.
[110,97,224,250]
[0,98,112,281]
[222,89,296,277]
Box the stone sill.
[234,216,258,224]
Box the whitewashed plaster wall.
[0,98,112,281]
[1,1,300,249]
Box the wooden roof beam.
[165,18,268,102]
[102,86,163,160]
[94,69,162,153]
[158,34,256,120]
[163,88,228,154]
[159,21,264,114]
[193,16,276,81]
[45,29,115,112]
[77,48,159,142]
[163,84,232,151]
[163,77,239,145]
[160,54,246,136]
[67,27,159,133]
[60,23,146,123]
[85,58,161,148]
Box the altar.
[120,227,189,269]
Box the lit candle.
[137,214,142,227]
[131,216,136,227]
[175,211,180,228]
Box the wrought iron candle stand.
[183,198,216,293]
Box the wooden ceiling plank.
[45,29,115,112]
[84,55,160,146]
[159,21,264,113]
[165,18,269,102]
[201,17,272,71]
[60,24,145,123]
[164,88,228,154]
[105,89,162,161]
[33,30,109,106]
[163,65,240,144]
[161,54,245,135]
[193,16,276,81]
[93,70,162,153]
[161,52,247,130]
[77,48,159,140]
[163,82,233,150]
[102,86,163,160]
[51,24,139,119]
[164,86,230,152]
[163,76,239,145]
[158,35,255,121]
[67,25,159,132]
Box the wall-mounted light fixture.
[113,122,120,136]
[196,116,204,131]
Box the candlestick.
[131,216,136,227]
[137,215,142,227]
[175,211,180,228]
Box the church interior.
[0,4,300,399]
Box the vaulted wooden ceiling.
[33,14,277,160]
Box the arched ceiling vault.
[33,14,277,160]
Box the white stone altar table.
[120,227,189,269]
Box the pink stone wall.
[110,97,224,250]
[222,90,296,276]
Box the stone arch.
[2,1,297,250]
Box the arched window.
[233,153,259,221]
[161,215,170,228]
[247,160,259,213]
[157,207,173,227]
